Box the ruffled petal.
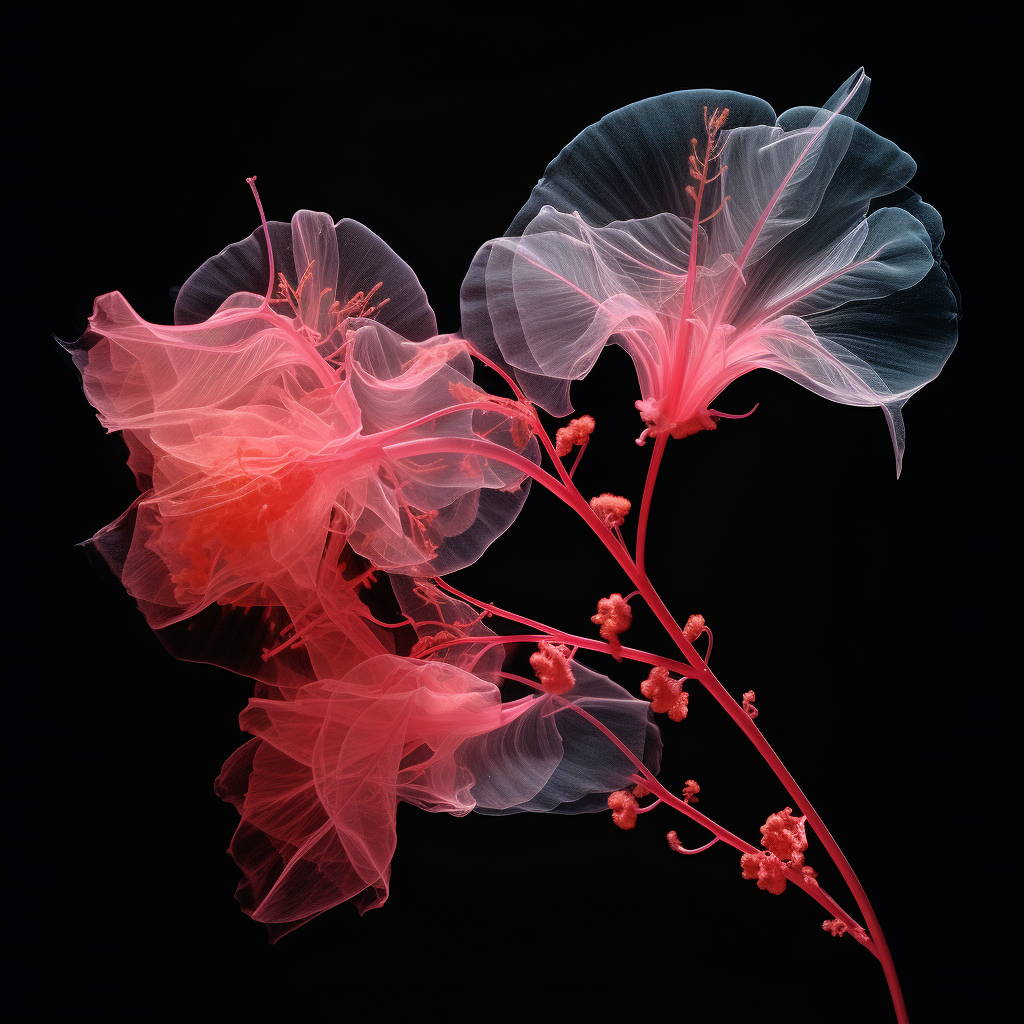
[217,656,520,934]
[65,272,536,670]
[174,213,437,341]
[347,322,538,575]
[217,653,662,936]
[464,661,662,815]
[461,87,778,413]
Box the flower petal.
[465,661,662,815]
[174,213,437,341]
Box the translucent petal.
[216,654,661,934]
[390,576,506,683]
[464,661,662,815]
[216,656,517,932]
[64,284,535,682]
[174,212,437,341]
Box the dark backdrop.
[21,13,1006,1023]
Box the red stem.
[409,363,907,1019]
[497,669,875,951]
[635,431,667,575]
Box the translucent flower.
[63,210,537,680]
[461,70,960,473]
[216,648,661,937]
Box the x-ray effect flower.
[462,70,959,473]
[64,209,538,686]
[216,582,660,937]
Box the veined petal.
[479,209,687,411]
[755,206,935,323]
[465,661,662,815]
[216,655,524,934]
[174,212,437,341]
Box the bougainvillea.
[64,69,958,1024]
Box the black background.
[20,12,1008,1023]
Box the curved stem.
[498,669,876,954]
[463,341,576,490]
[396,423,906,1020]
[422,627,697,681]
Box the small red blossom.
[682,779,700,804]
[592,593,632,660]
[666,831,685,853]
[741,806,816,895]
[760,807,809,866]
[608,789,639,830]
[640,665,689,721]
[682,613,706,643]
[672,691,690,721]
[529,641,575,695]
[554,414,596,457]
[823,918,848,938]
[742,689,758,719]
[739,851,762,881]
[410,630,458,659]
[740,851,788,895]
[589,493,631,529]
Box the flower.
[215,655,518,938]
[461,70,960,474]
[740,806,817,896]
[554,414,595,457]
[63,209,538,683]
[760,806,809,865]
[607,789,639,829]
[589,493,631,529]
[216,650,662,936]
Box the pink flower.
[462,70,959,474]
[216,650,661,936]
[554,414,595,457]
[64,210,537,682]
[741,806,817,896]
[589,493,631,529]
[607,789,639,829]
[760,806,809,866]
[740,851,788,895]
[215,655,518,938]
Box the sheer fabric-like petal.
[464,661,662,815]
[174,212,437,342]
[216,654,660,936]
[461,70,959,471]
[64,214,537,685]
